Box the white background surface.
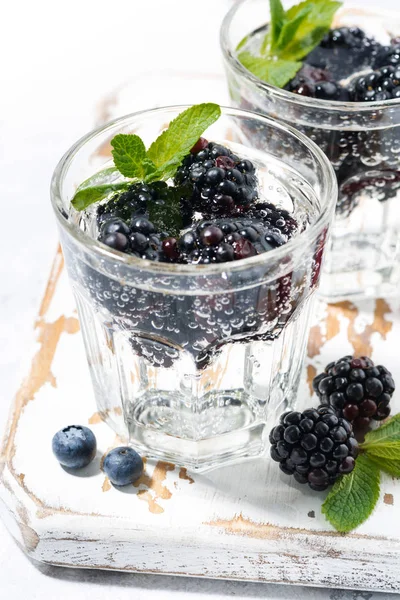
[1,0,399,598]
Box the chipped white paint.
[1,254,400,593]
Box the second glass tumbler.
[221,0,400,300]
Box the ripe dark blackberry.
[174,139,259,217]
[306,27,381,80]
[285,65,346,100]
[350,66,400,101]
[269,405,359,491]
[374,44,400,69]
[178,209,298,264]
[313,356,395,428]
[97,180,193,231]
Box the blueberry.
[103,447,144,486]
[52,425,96,469]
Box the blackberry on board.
[174,139,259,217]
[269,405,359,491]
[313,356,395,427]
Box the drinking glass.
[51,106,336,471]
[221,0,400,300]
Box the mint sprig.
[322,413,400,533]
[71,103,221,211]
[238,0,342,88]
[147,103,221,181]
[239,53,302,89]
[361,414,400,460]
[322,454,381,533]
[111,134,157,181]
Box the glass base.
[73,286,314,472]
[124,390,267,471]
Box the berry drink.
[222,0,400,299]
[51,106,336,471]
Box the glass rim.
[220,0,400,114]
[51,104,337,276]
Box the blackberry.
[306,27,381,80]
[285,64,337,98]
[97,180,193,232]
[313,356,395,428]
[174,139,259,217]
[178,209,298,264]
[269,405,358,491]
[350,66,400,101]
[374,44,400,69]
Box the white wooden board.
[1,248,400,593]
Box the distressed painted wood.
[1,249,400,593]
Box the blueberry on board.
[52,425,97,469]
[103,447,144,486]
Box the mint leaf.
[238,52,302,88]
[76,166,122,191]
[368,454,400,478]
[239,0,341,88]
[111,134,157,180]
[275,5,312,52]
[322,454,380,533]
[147,103,221,180]
[361,414,400,460]
[269,0,287,49]
[71,183,130,211]
[71,104,222,211]
[279,0,342,60]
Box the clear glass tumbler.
[51,106,336,471]
[221,0,400,300]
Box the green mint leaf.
[361,414,400,460]
[111,134,157,180]
[275,5,312,51]
[147,184,187,238]
[269,0,287,49]
[367,454,400,478]
[240,0,341,87]
[238,52,302,88]
[76,166,122,191]
[236,33,251,52]
[71,183,130,211]
[279,0,342,60]
[147,103,221,180]
[321,454,380,533]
